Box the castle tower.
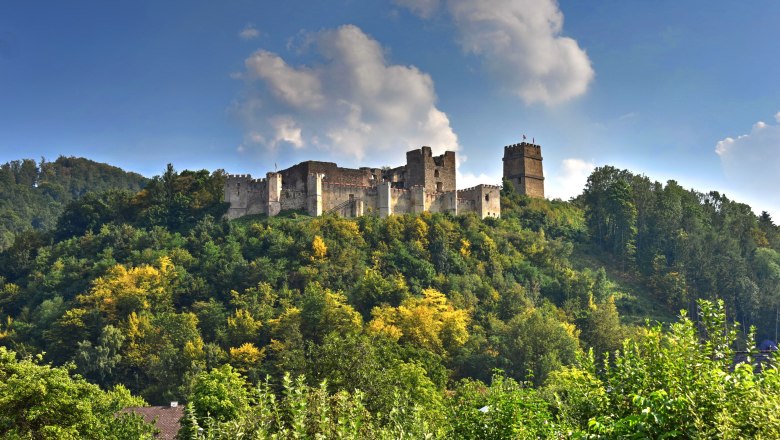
[404,146,456,192]
[267,172,282,217]
[502,142,544,198]
[307,173,323,216]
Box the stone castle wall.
[279,189,306,211]
[224,144,545,220]
[224,174,269,219]
[458,184,501,219]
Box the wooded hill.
[0,157,148,249]
[1,161,780,438]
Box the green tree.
[0,347,155,439]
[187,364,250,427]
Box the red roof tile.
[120,405,184,440]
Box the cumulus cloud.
[244,51,324,110]
[715,113,780,214]
[545,158,595,200]
[458,171,500,189]
[234,25,459,163]
[269,116,304,149]
[239,25,260,40]
[395,0,594,105]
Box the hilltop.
[0,156,148,248]
[1,160,779,437]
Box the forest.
[0,157,147,249]
[1,158,780,439]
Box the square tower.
[502,142,544,198]
[404,146,456,192]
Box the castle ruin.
[224,143,544,220]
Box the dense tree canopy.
[0,157,147,249]
[0,161,778,437]
[578,165,780,339]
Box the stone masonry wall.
[321,183,374,217]
[457,184,501,219]
[502,142,544,198]
[390,188,412,214]
[224,174,269,219]
[224,146,512,220]
[404,147,456,193]
[279,189,306,211]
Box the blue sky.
[2,1,780,216]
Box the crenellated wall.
[224,174,269,219]
[502,142,544,198]
[224,146,515,220]
[458,184,501,219]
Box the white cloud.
[269,116,304,149]
[545,158,595,200]
[239,25,260,40]
[775,111,780,123]
[396,0,594,105]
[244,51,325,110]
[458,171,500,189]
[394,0,441,18]
[234,24,459,163]
[715,112,780,215]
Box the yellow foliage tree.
[311,235,327,261]
[76,257,177,322]
[368,288,469,355]
[227,309,262,346]
[229,342,265,380]
[459,239,471,258]
[300,283,363,341]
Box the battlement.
[503,141,544,198]
[222,144,534,220]
[457,184,501,193]
[227,174,268,184]
[504,142,542,159]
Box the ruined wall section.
[391,188,412,214]
[280,161,376,192]
[382,165,406,189]
[502,142,544,198]
[432,150,457,193]
[404,147,456,193]
[224,146,500,220]
[280,162,336,192]
[458,184,501,219]
[426,190,458,215]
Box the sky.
[2,1,780,217]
